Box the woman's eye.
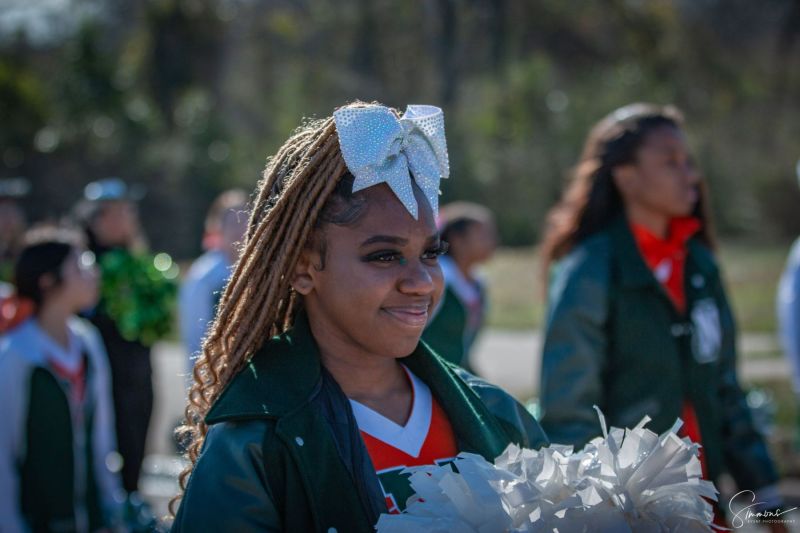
[422,242,449,260]
[666,154,688,168]
[366,251,402,263]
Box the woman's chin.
[369,335,422,359]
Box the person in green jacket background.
[538,103,785,529]
[423,201,497,371]
[171,103,548,532]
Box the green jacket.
[423,256,487,370]
[423,285,470,367]
[173,312,548,533]
[540,216,778,490]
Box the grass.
[718,242,791,333]
[481,247,545,330]
[482,240,793,333]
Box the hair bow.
[333,104,450,219]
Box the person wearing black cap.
[76,178,153,495]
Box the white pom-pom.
[375,409,719,532]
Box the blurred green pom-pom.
[98,249,178,346]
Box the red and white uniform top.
[349,365,458,514]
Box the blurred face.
[91,200,138,247]
[294,184,445,359]
[462,220,497,264]
[46,249,99,312]
[615,125,700,219]
[0,201,26,245]
[220,207,248,258]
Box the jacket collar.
[608,215,716,289]
[206,310,322,423]
[609,215,660,289]
[206,310,511,459]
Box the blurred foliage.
[2,0,800,256]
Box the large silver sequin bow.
[333,104,450,219]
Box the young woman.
[0,228,124,532]
[423,202,497,370]
[539,103,783,526]
[172,103,548,532]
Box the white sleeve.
[0,348,31,533]
[81,323,126,517]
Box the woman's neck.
[308,315,412,425]
[321,348,407,401]
[625,205,670,240]
[36,303,71,350]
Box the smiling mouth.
[382,305,430,327]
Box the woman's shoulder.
[187,420,275,496]
[0,320,42,392]
[202,419,274,458]
[0,319,43,365]
[66,316,110,363]
[686,237,721,278]
[452,367,549,449]
[175,419,281,532]
[549,232,613,300]
[67,315,103,343]
[557,232,613,274]
[205,326,322,425]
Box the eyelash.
[365,242,449,264]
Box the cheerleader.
[172,103,548,532]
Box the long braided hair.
[172,105,374,514]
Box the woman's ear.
[38,273,57,294]
[291,248,316,295]
[612,164,638,199]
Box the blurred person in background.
[0,177,34,332]
[422,202,497,371]
[777,159,800,446]
[538,103,785,529]
[74,177,152,495]
[179,189,248,380]
[0,177,31,286]
[0,227,125,533]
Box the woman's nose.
[398,260,437,295]
[685,161,701,185]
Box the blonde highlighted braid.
[171,105,379,515]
